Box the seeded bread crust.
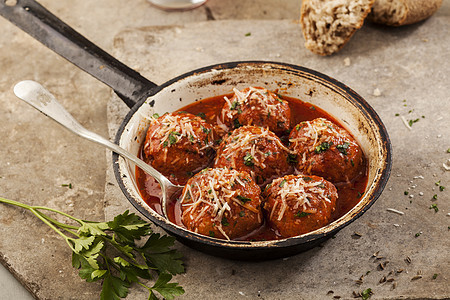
[368,0,443,26]
[300,0,375,56]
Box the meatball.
[180,168,263,240]
[143,111,216,185]
[214,126,293,185]
[220,87,291,136]
[263,174,338,238]
[289,118,364,183]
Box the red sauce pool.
[135,92,368,241]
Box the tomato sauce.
[135,92,368,241]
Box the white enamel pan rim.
[113,61,392,250]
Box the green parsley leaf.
[336,142,350,155]
[196,112,206,120]
[243,152,254,166]
[236,195,252,204]
[100,273,129,300]
[408,118,420,126]
[221,217,230,227]
[0,197,185,300]
[430,204,439,212]
[361,288,373,300]
[168,131,181,145]
[279,179,287,188]
[287,153,298,164]
[315,142,331,153]
[230,101,239,110]
[295,211,311,218]
[150,272,185,300]
[233,118,242,129]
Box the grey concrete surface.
[0,0,449,300]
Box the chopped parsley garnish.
[230,101,239,110]
[243,153,254,166]
[236,195,252,204]
[430,204,439,212]
[336,142,350,155]
[408,118,420,126]
[152,113,160,119]
[201,126,211,134]
[361,288,373,300]
[279,179,287,188]
[221,217,230,227]
[167,131,181,145]
[209,231,215,237]
[196,112,206,120]
[287,153,298,164]
[295,211,311,218]
[432,194,438,200]
[315,142,331,153]
[239,211,245,217]
[404,191,409,195]
[245,32,251,36]
[61,183,72,189]
[415,232,422,237]
[295,124,302,131]
[233,119,242,129]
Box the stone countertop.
[0,1,449,299]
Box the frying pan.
[0,0,392,260]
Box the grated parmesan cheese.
[268,176,333,221]
[180,168,259,240]
[223,87,286,126]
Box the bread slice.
[300,0,375,56]
[368,0,443,26]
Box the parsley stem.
[32,205,83,225]
[34,210,80,235]
[0,197,76,250]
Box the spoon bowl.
[13,80,181,217]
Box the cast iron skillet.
[0,0,392,260]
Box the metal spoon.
[13,80,181,218]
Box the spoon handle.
[13,80,170,190]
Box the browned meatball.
[214,126,293,185]
[143,112,216,185]
[263,174,338,238]
[289,118,364,183]
[220,87,291,136]
[180,168,263,240]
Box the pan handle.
[0,0,157,108]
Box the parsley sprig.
[0,197,185,300]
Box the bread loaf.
[368,0,443,26]
[300,0,375,56]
